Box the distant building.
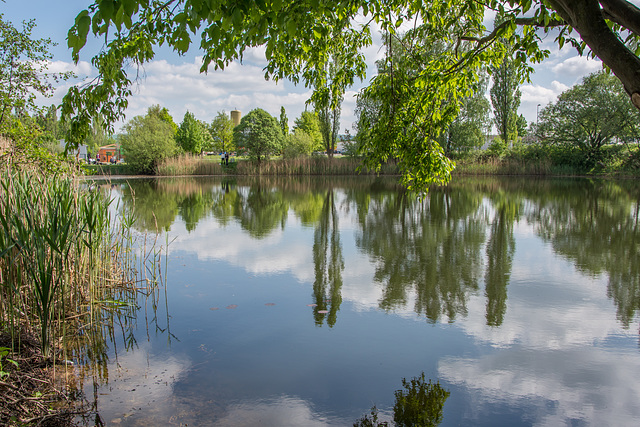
[231,110,241,127]
[98,144,121,163]
[58,140,88,161]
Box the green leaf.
[115,5,125,31]
[123,0,138,16]
[99,0,115,23]
[77,15,91,41]
[287,18,297,36]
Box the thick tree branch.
[553,0,640,109]
[599,0,640,37]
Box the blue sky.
[3,0,605,134]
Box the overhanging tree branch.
[599,0,640,37]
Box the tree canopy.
[62,0,640,190]
[120,106,177,174]
[176,110,207,154]
[209,110,235,153]
[233,108,283,164]
[536,71,640,165]
[0,14,71,131]
[293,111,323,151]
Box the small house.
[97,144,121,163]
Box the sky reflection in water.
[83,176,640,426]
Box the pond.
[79,175,640,426]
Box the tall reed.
[156,154,224,176]
[157,155,400,177]
[0,169,164,361]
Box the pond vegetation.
[0,159,169,425]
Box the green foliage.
[1,116,70,174]
[120,106,178,174]
[516,113,528,137]
[234,108,284,165]
[353,406,390,427]
[0,14,72,130]
[313,52,343,156]
[209,111,234,153]
[293,111,323,150]
[34,105,70,148]
[82,113,112,154]
[487,137,507,157]
[358,29,459,191]
[148,104,178,134]
[444,72,491,154]
[537,71,640,167]
[62,0,640,191]
[283,129,315,158]
[490,45,522,147]
[393,373,450,427]
[176,111,207,154]
[279,106,289,136]
[354,373,449,427]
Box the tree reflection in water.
[354,372,450,427]
[312,189,344,327]
[352,185,486,323]
[119,176,640,331]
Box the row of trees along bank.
[119,105,345,175]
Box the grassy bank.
[452,143,640,177]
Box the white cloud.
[212,396,348,426]
[46,60,93,76]
[43,54,358,133]
[520,80,569,105]
[552,56,602,80]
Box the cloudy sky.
[3,0,605,133]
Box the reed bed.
[157,155,400,177]
[156,154,225,176]
[0,168,168,424]
[454,157,554,176]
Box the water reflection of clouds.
[459,235,634,349]
[439,347,640,426]
[212,396,348,426]
[168,201,639,346]
[168,216,380,290]
[89,342,190,424]
[170,219,313,278]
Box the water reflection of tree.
[354,187,486,323]
[484,191,520,327]
[120,180,179,232]
[527,180,640,327]
[237,184,289,238]
[211,179,240,226]
[120,178,218,232]
[312,189,344,327]
[354,373,450,427]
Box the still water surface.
[83,176,640,426]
